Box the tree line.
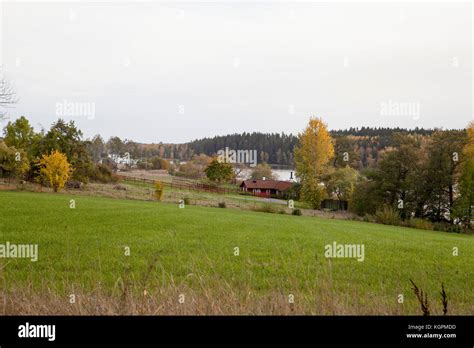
[294,118,473,231]
[85,127,449,169]
[1,115,472,232]
[0,117,117,187]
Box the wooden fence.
[117,175,239,195]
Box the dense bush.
[218,202,226,208]
[433,222,464,233]
[362,214,374,223]
[137,161,153,170]
[175,154,211,179]
[101,158,117,171]
[406,218,434,231]
[284,182,301,200]
[0,142,29,179]
[90,164,119,183]
[70,160,94,184]
[38,150,72,192]
[251,203,278,214]
[292,208,302,216]
[251,203,285,214]
[350,179,379,216]
[149,156,170,170]
[66,180,83,189]
[374,205,401,226]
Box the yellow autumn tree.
[0,141,30,179]
[154,180,164,201]
[294,117,335,209]
[39,150,72,192]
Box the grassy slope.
[0,190,473,314]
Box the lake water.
[239,168,296,181]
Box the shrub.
[433,222,463,233]
[0,142,30,179]
[300,180,326,210]
[149,156,170,170]
[363,214,375,223]
[446,225,463,233]
[90,164,118,183]
[351,179,379,216]
[16,180,27,190]
[101,158,117,171]
[250,204,286,214]
[348,215,360,221]
[184,197,191,205]
[66,180,83,189]
[218,202,226,208]
[292,208,302,216]
[71,162,93,184]
[137,161,153,170]
[38,150,72,192]
[251,203,278,214]
[154,181,164,201]
[374,205,400,226]
[288,183,301,201]
[407,218,434,231]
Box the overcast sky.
[0,2,472,143]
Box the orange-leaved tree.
[294,117,335,209]
[39,150,72,192]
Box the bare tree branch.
[0,69,17,122]
[0,74,17,106]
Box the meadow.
[0,190,473,315]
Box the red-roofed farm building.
[240,179,293,198]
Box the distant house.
[102,154,138,170]
[240,179,293,197]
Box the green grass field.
[0,190,473,315]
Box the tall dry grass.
[0,249,469,315]
[0,284,406,315]
[1,257,462,316]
